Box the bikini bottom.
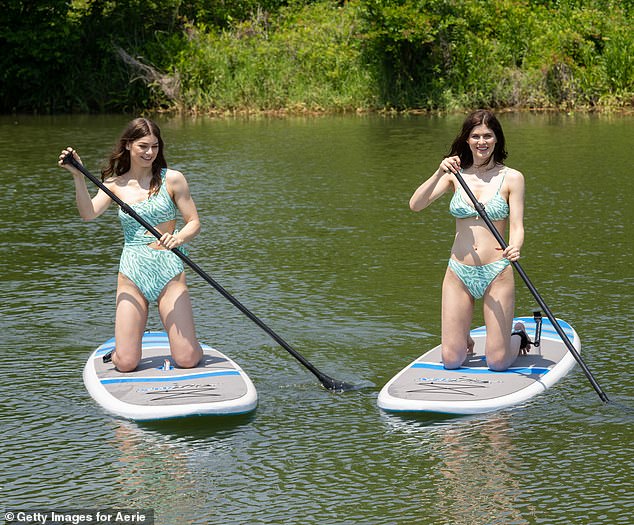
[119,244,185,302]
[447,258,510,299]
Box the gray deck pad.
[92,333,247,406]
[378,316,579,414]
[387,337,567,402]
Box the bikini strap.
[496,168,506,191]
[159,167,169,195]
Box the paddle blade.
[319,375,358,392]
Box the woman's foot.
[511,321,531,355]
[467,335,475,356]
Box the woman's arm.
[58,148,113,220]
[160,169,201,249]
[409,156,459,212]
[502,169,525,261]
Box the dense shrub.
[1,0,632,113]
[175,2,374,112]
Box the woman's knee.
[486,357,508,372]
[441,345,466,369]
[112,350,141,372]
[485,345,511,371]
[173,343,202,368]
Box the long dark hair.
[447,110,507,168]
[101,118,167,196]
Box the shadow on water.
[608,399,634,415]
[381,410,463,428]
[583,396,634,423]
[135,411,257,440]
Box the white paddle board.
[83,331,257,420]
[378,316,579,415]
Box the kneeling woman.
[58,118,203,372]
[409,110,527,371]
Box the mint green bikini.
[447,258,510,299]
[449,171,509,221]
[448,171,510,299]
[118,169,185,302]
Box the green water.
[1,113,632,525]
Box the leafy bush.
[175,2,374,112]
[1,0,632,113]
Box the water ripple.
[2,114,633,525]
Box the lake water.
[1,112,633,525]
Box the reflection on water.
[1,113,633,524]
[110,422,222,519]
[432,416,528,525]
[382,413,530,525]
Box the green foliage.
[1,0,632,113]
[175,0,290,28]
[0,1,80,112]
[357,0,439,108]
[175,2,374,112]
[359,0,634,111]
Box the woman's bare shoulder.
[503,165,524,178]
[502,166,525,186]
[102,175,119,187]
[165,168,187,184]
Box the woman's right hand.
[439,155,461,174]
[57,147,113,219]
[58,147,83,175]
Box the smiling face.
[128,133,161,169]
[467,124,497,167]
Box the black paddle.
[62,152,355,392]
[453,169,609,403]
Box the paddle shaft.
[453,169,609,403]
[63,154,352,391]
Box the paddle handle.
[62,153,352,391]
[453,169,609,403]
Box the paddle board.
[377,316,579,415]
[83,331,257,420]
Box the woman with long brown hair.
[58,118,202,372]
[409,110,528,371]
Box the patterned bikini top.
[118,168,177,245]
[449,170,509,221]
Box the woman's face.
[467,124,497,166]
[128,133,160,168]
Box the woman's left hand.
[159,232,183,250]
[503,245,521,261]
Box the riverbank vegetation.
[2,0,633,114]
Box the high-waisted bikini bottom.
[448,258,510,299]
[119,244,185,302]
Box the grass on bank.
[158,0,633,114]
[3,0,633,114]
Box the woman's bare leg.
[113,273,149,372]
[482,266,521,371]
[441,267,475,369]
[158,273,203,368]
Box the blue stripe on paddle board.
[101,370,240,384]
[95,334,212,357]
[470,321,574,341]
[469,329,573,342]
[411,362,551,375]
